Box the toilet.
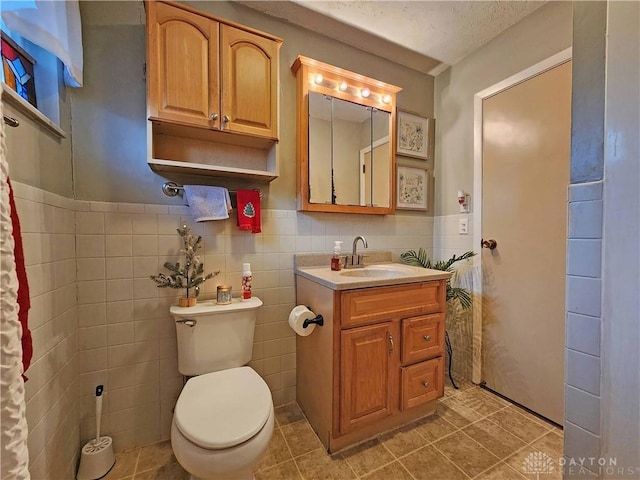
[170,297,274,480]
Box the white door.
[481,61,571,424]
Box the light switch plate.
[458,219,469,235]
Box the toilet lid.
[174,367,273,449]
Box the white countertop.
[294,262,451,291]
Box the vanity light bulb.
[314,74,323,85]
[382,94,391,104]
[361,88,371,98]
[339,81,348,91]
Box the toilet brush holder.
[77,385,115,480]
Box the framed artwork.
[396,109,432,160]
[396,165,428,211]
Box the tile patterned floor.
[103,378,563,480]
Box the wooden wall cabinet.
[295,277,447,452]
[146,1,282,181]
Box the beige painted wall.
[433,1,572,216]
[3,81,73,197]
[72,0,434,210]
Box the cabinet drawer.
[401,313,445,365]
[341,281,445,328]
[401,357,443,411]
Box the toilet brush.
[77,385,115,480]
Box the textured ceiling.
[238,0,546,75]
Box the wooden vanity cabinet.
[145,1,282,180]
[295,277,447,452]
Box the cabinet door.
[401,357,443,410]
[340,322,398,433]
[220,25,279,139]
[401,313,445,365]
[148,2,219,128]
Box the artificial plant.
[400,248,476,309]
[150,223,219,299]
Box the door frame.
[471,48,572,384]
[359,136,390,206]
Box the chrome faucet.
[345,236,368,268]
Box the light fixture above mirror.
[291,56,402,215]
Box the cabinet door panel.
[340,323,396,433]
[401,313,445,365]
[149,2,219,127]
[220,25,279,138]
[401,358,443,410]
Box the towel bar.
[162,181,262,199]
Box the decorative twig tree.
[150,223,219,306]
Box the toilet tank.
[170,297,263,376]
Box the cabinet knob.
[210,113,219,121]
[223,115,230,123]
[388,333,394,354]
[422,381,429,388]
[423,335,431,341]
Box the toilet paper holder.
[303,309,324,329]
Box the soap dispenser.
[331,241,343,271]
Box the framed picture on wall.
[396,165,429,211]
[396,109,433,160]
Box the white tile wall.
[74,201,435,452]
[565,180,604,463]
[12,182,80,480]
[13,181,436,460]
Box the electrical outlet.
[458,219,469,235]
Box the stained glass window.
[1,31,37,108]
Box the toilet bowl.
[171,366,274,480]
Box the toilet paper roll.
[288,305,318,336]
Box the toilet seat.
[174,366,272,449]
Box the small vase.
[178,297,197,307]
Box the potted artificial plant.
[400,248,476,309]
[401,248,476,388]
[150,223,219,307]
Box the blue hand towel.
[183,186,232,222]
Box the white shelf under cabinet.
[148,120,278,182]
[148,158,278,182]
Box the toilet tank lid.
[174,367,272,449]
[170,297,262,318]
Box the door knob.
[481,239,497,250]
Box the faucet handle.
[344,254,366,268]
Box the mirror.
[292,56,402,215]
[308,93,391,207]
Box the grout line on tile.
[429,443,473,479]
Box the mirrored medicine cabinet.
[291,56,402,215]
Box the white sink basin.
[340,266,408,278]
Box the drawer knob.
[422,381,429,388]
[423,335,431,341]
